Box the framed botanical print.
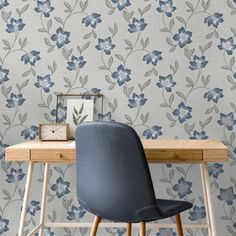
[66,99,94,139]
[54,93,103,139]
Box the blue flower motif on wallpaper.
[0,216,9,234]
[156,0,176,17]
[172,102,192,123]
[0,0,8,9]
[234,222,236,229]
[6,168,25,183]
[189,55,208,70]
[98,112,115,122]
[218,37,236,55]
[156,74,176,92]
[51,27,70,48]
[190,131,208,140]
[143,50,163,65]
[51,102,67,123]
[172,177,192,198]
[128,93,147,108]
[82,13,102,28]
[51,177,70,198]
[165,163,172,168]
[112,64,131,86]
[128,18,147,33]
[87,88,101,94]
[217,187,236,205]
[67,56,86,70]
[204,13,224,28]
[67,205,86,221]
[82,88,101,100]
[35,228,54,236]
[111,0,131,11]
[34,75,54,93]
[21,50,41,66]
[116,228,126,236]
[6,93,25,108]
[156,228,176,236]
[173,27,192,48]
[6,18,25,33]
[143,126,163,139]
[0,142,8,160]
[204,88,224,103]
[45,228,55,236]
[95,37,115,55]
[35,0,54,17]
[217,112,236,130]
[188,205,206,221]
[208,163,224,179]
[0,65,9,85]
[21,125,38,140]
[27,200,41,216]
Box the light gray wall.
[0,0,236,235]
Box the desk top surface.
[5,139,228,163]
[6,139,227,150]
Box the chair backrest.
[75,121,157,222]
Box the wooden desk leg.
[18,161,34,236]
[139,222,146,236]
[200,163,211,236]
[38,163,50,236]
[200,162,216,236]
[127,223,132,236]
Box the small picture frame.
[66,99,94,139]
[54,93,104,139]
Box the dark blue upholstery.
[75,121,192,223]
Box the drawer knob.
[56,153,63,158]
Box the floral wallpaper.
[0,0,236,235]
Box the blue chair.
[75,122,192,236]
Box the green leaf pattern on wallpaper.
[0,0,236,235]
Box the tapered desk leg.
[200,162,216,236]
[18,161,34,236]
[39,163,50,236]
[127,223,132,236]
[200,163,211,236]
[140,222,146,236]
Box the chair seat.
[136,198,193,223]
[156,198,193,218]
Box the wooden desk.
[5,140,228,236]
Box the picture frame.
[55,93,104,139]
[66,99,94,139]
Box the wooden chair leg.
[176,213,184,236]
[90,216,101,236]
[139,222,146,236]
[127,223,132,236]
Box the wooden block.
[5,148,30,161]
[31,149,76,162]
[145,149,203,163]
[203,149,228,162]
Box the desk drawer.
[31,149,76,161]
[145,149,203,162]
